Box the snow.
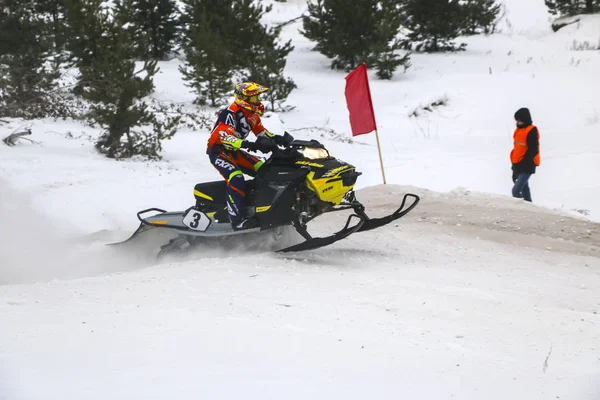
[1,1,600,399]
[548,14,600,50]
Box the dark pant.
[512,172,532,202]
[209,150,263,224]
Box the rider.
[207,82,293,230]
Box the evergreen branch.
[273,14,306,29]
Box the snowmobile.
[112,138,420,256]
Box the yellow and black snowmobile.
[113,138,419,256]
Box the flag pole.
[373,129,387,185]
[362,63,387,185]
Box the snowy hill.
[1,0,600,399]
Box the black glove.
[254,135,275,153]
[273,131,294,147]
[240,140,257,152]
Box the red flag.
[344,63,377,136]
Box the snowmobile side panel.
[254,169,307,230]
[306,170,357,205]
[193,181,227,205]
[135,208,259,237]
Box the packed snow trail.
[1,180,598,283]
[360,185,600,258]
[2,182,599,400]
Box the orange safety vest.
[510,125,540,166]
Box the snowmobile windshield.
[301,147,330,160]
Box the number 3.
[183,209,209,231]
[190,212,200,228]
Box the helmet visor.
[247,94,261,104]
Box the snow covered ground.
[2,182,599,399]
[1,0,600,399]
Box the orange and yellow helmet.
[234,82,269,115]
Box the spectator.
[510,107,540,202]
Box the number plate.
[182,209,211,231]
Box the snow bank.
[491,0,552,37]
[357,184,600,257]
[549,14,600,50]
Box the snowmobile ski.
[356,193,420,232]
[277,213,365,253]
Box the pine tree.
[179,0,296,107]
[372,43,412,79]
[179,24,233,107]
[68,0,176,159]
[131,0,178,60]
[402,0,466,52]
[545,0,599,16]
[178,0,236,106]
[34,0,68,65]
[65,0,105,71]
[244,33,296,112]
[234,1,296,109]
[229,0,274,62]
[0,0,59,118]
[371,0,411,79]
[237,2,296,111]
[301,0,410,79]
[459,0,501,35]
